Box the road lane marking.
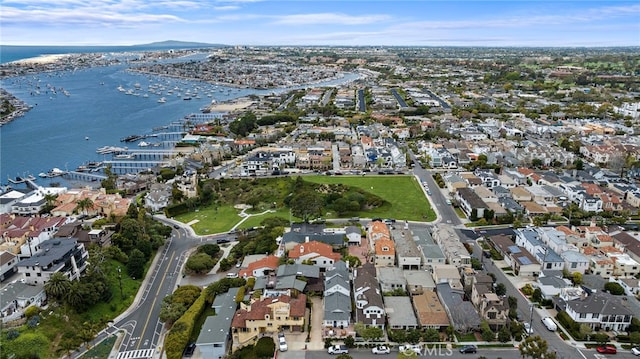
[136,251,175,350]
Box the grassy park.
[176,175,435,235]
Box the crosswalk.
[116,349,155,359]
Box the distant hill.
[134,40,225,48]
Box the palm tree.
[44,272,71,301]
[65,281,85,309]
[75,198,94,217]
[44,193,58,207]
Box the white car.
[523,322,533,335]
[399,344,422,355]
[278,336,288,352]
[631,346,640,356]
[327,345,349,354]
[371,345,391,354]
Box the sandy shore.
[12,54,70,65]
[207,98,255,112]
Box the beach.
[11,54,70,65]
[206,98,255,112]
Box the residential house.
[231,293,307,350]
[344,226,362,246]
[144,183,172,212]
[509,187,533,202]
[412,290,450,329]
[0,252,18,282]
[561,251,590,275]
[17,238,88,285]
[367,221,391,242]
[564,291,633,331]
[432,264,463,290]
[470,281,509,330]
[391,228,422,270]
[196,287,239,359]
[0,282,46,323]
[436,282,481,332]
[323,261,351,329]
[384,296,419,330]
[288,240,341,271]
[455,187,489,219]
[377,267,407,293]
[374,238,395,267]
[353,263,385,329]
[430,224,471,268]
[515,228,564,271]
[239,255,279,278]
[403,270,436,295]
[537,271,572,299]
[411,227,446,269]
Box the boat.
[121,135,143,142]
[157,97,166,103]
[86,161,103,168]
[138,141,150,147]
[183,96,192,101]
[114,154,135,159]
[76,165,88,172]
[117,85,125,92]
[85,136,90,140]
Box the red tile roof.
[238,255,279,278]
[231,294,307,328]
[288,241,341,261]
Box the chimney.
[300,245,304,253]
[305,236,310,243]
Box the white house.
[353,263,385,329]
[564,291,633,331]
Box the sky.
[1,0,639,47]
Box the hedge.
[235,286,246,303]
[164,292,207,359]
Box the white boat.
[114,154,135,159]
[158,97,166,103]
[117,85,125,92]
[138,141,150,147]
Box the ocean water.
[0,44,221,64]
[0,58,361,188]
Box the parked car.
[631,346,640,355]
[278,336,288,352]
[398,344,422,354]
[173,224,180,229]
[216,238,231,244]
[596,345,617,354]
[459,345,477,354]
[541,317,557,331]
[327,345,349,354]
[371,345,391,354]
[226,272,239,278]
[183,343,196,357]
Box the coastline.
[9,54,71,65]
[0,88,32,126]
[206,97,255,113]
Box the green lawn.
[303,175,435,221]
[176,175,436,235]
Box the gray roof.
[384,296,418,327]
[436,282,481,331]
[197,287,239,345]
[390,228,422,258]
[457,187,490,209]
[377,267,407,286]
[275,275,307,292]
[325,261,349,281]
[403,270,436,289]
[0,282,45,311]
[277,264,320,279]
[282,232,346,246]
[18,238,80,270]
[324,292,351,321]
[538,276,571,289]
[567,291,633,316]
[325,276,349,292]
[411,227,446,261]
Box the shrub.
[344,335,355,347]
[235,286,246,303]
[164,291,207,359]
[23,306,40,319]
[325,338,333,349]
[254,337,275,358]
[556,311,582,339]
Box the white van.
[542,317,557,331]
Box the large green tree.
[519,335,556,359]
[289,190,324,222]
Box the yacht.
[158,97,167,103]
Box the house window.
[571,263,577,268]
[579,313,587,318]
[25,273,31,277]
[488,312,496,319]
[267,323,273,326]
[592,313,598,319]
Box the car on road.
[173,224,180,229]
[183,343,196,357]
[459,345,477,354]
[523,322,533,335]
[327,345,349,354]
[217,238,231,244]
[226,272,239,278]
[631,346,640,355]
[542,317,557,331]
[398,344,422,354]
[596,345,617,354]
[371,345,391,354]
[445,199,452,205]
[236,261,242,268]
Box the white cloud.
[213,5,240,11]
[273,12,391,26]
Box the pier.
[103,159,171,174]
[63,171,108,182]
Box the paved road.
[71,218,235,359]
[390,88,409,109]
[357,88,366,112]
